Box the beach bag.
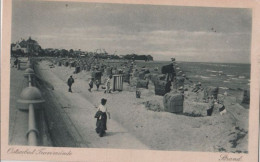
[94,111,103,118]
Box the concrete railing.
[17,59,45,146]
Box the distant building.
[11,37,42,55]
[11,39,28,53]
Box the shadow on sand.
[105,131,127,137]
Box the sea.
[133,61,250,95]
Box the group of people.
[67,75,113,94]
[67,75,111,137]
[88,75,113,93]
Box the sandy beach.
[33,60,249,152]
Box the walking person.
[88,78,94,92]
[67,75,74,92]
[95,79,100,91]
[94,98,111,137]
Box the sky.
[12,0,252,63]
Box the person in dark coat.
[94,98,110,137]
[161,63,176,82]
[165,80,172,93]
[14,58,18,68]
[67,75,74,92]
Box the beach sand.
[35,60,249,152]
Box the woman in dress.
[95,98,110,137]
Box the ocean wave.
[206,69,218,73]
[238,76,245,79]
[227,74,235,77]
[206,69,223,73]
[220,65,229,67]
[219,87,229,90]
[219,64,235,67]
[200,76,211,79]
[194,75,211,79]
[223,80,230,83]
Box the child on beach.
[88,78,94,92]
[94,98,111,137]
[104,75,112,93]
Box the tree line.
[11,38,153,61]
